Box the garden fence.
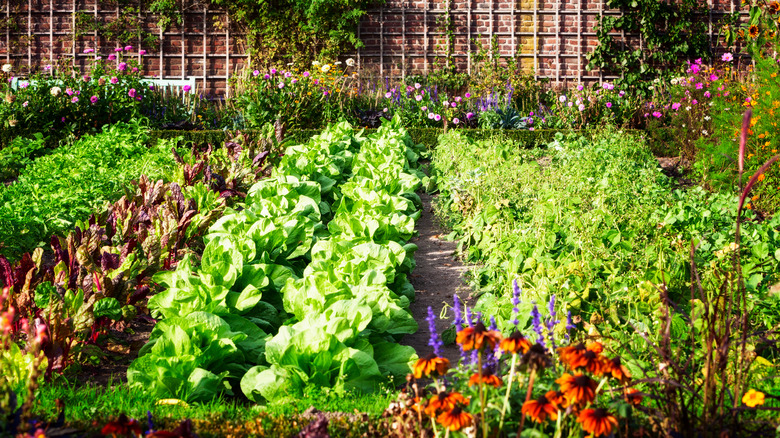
[1,0,746,95]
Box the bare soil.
[401,191,474,364]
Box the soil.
[656,156,695,188]
[400,191,474,365]
[73,317,153,386]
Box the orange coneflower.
[558,342,587,367]
[468,368,503,388]
[749,25,760,38]
[456,321,502,352]
[556,373,598,405]
[545,390,571,409]
[570,348,608,375]
[500,330,532,354]
[413,353,450,379]
[522,343,553,370]
[425,391,469,416]
[437,405,474,431]
[624,388,643,405]
[607,356,631,384]
[521,394,559,423]
[577,408,618,437]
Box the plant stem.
[498,352,518,431]
[517,368,536,436]
[478,351,487,438]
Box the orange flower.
[742,389,766,407]
[769,1,780,14]
[468,368,503,388]
[522,394,559,423]
[425,391,469,416]
[749,25,760,38]
[607,357,632,384]
[456,322,502,351]
[500,330,532,354]
[437,405,474,431]
[556,373,597,405]
[578,408,618,437]
[413,353,450,379]
[570,347,607,375]
[546,390,571,409]
[558,343,587,368]
[624,388,643,405]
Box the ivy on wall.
[2,0,380,65]
[586,0,712,87]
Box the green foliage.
[431,130,780,334]
[0,133,46,180]
[0,121,178,259]
[587,0,710,88]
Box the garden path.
[401,191,474,364]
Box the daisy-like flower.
[556,373,597,405]
[456,321,502,352]
[577,408,618,437]
[468,368,503,388]
[414,353,450,379]
[570,345,607,375]
[1,63,11,73]
[437,405,473,431]
[722,52,733,62]
[545,390,570,409]
[345,58,355,67]
[521,343,552,371]
[624,388,643,405]
[749,25,760,38]
[769,1,779,13]
[607,356,631,384]
[742,389,765,407]
[500,330,531,354]
[50,86,61,96]
[321,64,331,73]
[521,394,559,423]
[425,391,468,416]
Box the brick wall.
[0,0,743,95]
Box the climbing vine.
[586,0,711,87]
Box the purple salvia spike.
[426,306,444,357]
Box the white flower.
[312,61,321,66]
[334,61,342,65]
[704,116,711,121]
[286,62,294,66]
[559,95,566,103]
[702,130,708,135]
[648,86,654,90]
[50,86,62,96]
[346,58,355,67]
[685,106,691,111]
[321,64,331,73]
[1,63,11,73]
[8,119,17,127]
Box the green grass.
[31,379,395,436]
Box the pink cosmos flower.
[183,85,191,92]
[415,94,423,101]
[270,68,277,74]
[303,71,310,78]
[453,118,460,124]
[128,89,137,98]
[722,52,733,62]
[466,112,474,119]
[652,111,662,118]
[465,92,471,98]
[672,103,681,110]
[71,96,78,103]
[434,114,441,121]
[385,92,392,98]
[115,47,123,52]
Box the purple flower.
[108,54,116,61]
[263,74,270,79]
[118,62,127,71]
[565,310,575,342]
[90,95,98,104]
[110,76,118,84]
[128,88,136,98]
[465,306,474,328]
[531,304,545,347]
[183,85,191,92]
[453,294,463,329]
[606,102,612,108]
[426,306,444,356]
[149,85,155,90]
[619,91,625,97]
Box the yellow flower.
[742,389,765,407]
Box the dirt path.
[402,191,474,364]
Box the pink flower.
[124,45,133,51]
[695,82,703,89]
[110,76,118,84]
[66,88,74,96]
[115,47,123,52]
[652,111,662,118]
[672,103,681,110]
[90,95,98,104]
[385,92,392,98]
[465,92,471,98]
[704,91,711,98]
[692,99,698,104]
[434,114,441,121]
[722,52,733,62]
[128,88,137,98]
[132,67,138,73]
[303,71,310,78]
[277,82,285,89]
[455,96,462,102]
[466,112,474,119]
[710,74,718,81]
[270,68,277,74]
[414,83,421,89]
[383,107,388,112]
[427,112,434,119]
[22,101,27,107]
[71,96,78,103]
[578,104,585,111]
[83,48,94,53]
[606,102,612,108]
[252,69,260,76]
[263,74,270,79]
[421,106,427,111]
[453,117,460,124]
[183,85,191,92]
[284,71,292,78]
[118,62,127,71]
[108,54,116,61]
[451,102,457,108]
[415,94,423,101]
[139,50,147,55]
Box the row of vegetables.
[127,116,425,402]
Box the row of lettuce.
[127,116,424,402]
